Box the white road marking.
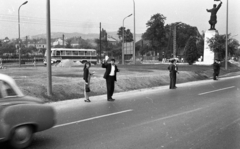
[136,107,204,127]
[198,86,235,95]
[219,117,240,131]
[53,109,133,128]
[132,101,218,128]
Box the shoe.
[108,98,115,101]
[84,99,91,102]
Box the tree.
[77,38,93,49]
[117,27,133,42]
[184,36,198,65]
[143,13,166,54]
[196,31,205,58]
[117,27,125,40]
[65,39,73,48]
[176,24,199,49]
[0,42,16,57]
[54,44,65,48]
[235,48,240,60]
[208,34,240,60]
[125,29,133,42]
[21,46,38,55]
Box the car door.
[0,80,25,140]
[0,80,9,140]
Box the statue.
[206,1,223,30]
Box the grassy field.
[0,63,239,102]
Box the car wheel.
[9,126,33,149]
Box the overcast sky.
[0,0,239,41]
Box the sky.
[0,0,240,41]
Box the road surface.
[1,75,240,149]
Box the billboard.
[123,42,134,55]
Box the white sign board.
[123,42,134,55]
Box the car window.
[0,81,17,97]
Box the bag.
[85,84,90,92]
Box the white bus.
[43,48,97,65]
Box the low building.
[52,38,66,47]
[107,36,118,45]
[35,39,47,49]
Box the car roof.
[0,73,15,84]
[0,73,24,96]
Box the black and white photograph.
[0,0,240,148]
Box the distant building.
[3,37,10,43]
[52,38,66,47]
[36,39,47,49]
[107,36,118,45]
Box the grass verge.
[0,63,239,102]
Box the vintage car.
[0,73,56,149]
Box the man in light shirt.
[102,58,119,101]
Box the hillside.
[31,32,142,41]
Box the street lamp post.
[133,0,136,64]
[172,22,182,58]
[122,14,132,65]
[18,1,28,67]
[225,0,228,70]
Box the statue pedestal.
[196,30,218,65]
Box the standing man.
[213,59,221,80]
[102,58,119,101]
[168,59,178,89]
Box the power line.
[0,14,146,33]
[0,14,126,28]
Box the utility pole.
[173,24,177,58]
[133,0,136,64]
[99,22,102,62]
[225,0,228,70]
[62,34,65,47]
[122,27,125,65]
[46,0,52,96]
[26,36,28,47]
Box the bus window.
[66,51,72,55]
[61,51,66,56]
[79,51,85,55]
[73,51,78,56]
[56,51,60,56]
[91,51,96,56]
[85,51,91,55]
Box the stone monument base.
[196,30,218,65]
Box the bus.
[43,48,97,65]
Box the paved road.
[1,76,240,149]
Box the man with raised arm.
[206,0,223,30]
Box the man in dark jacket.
[168,59,178,89]
[102,58,119,101]
[213,59,221,80]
